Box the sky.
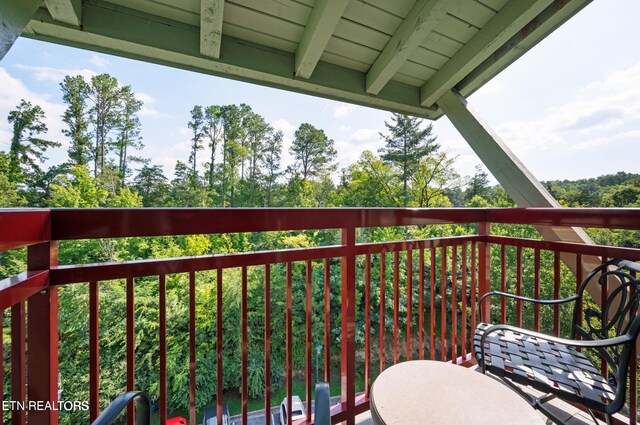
[0,0,639,184]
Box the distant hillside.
[542,171,640,208]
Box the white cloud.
[13,64,97,82]
[0,68,68,155]
[135,92,155,104]
[89,54,110,68]
[334,127,383,170]
[333,103,359,118]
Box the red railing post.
[341,226,356,425]
[478,223,491,323]
[26,240,59,425]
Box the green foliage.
[289,123,337,181]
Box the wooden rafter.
[44,0,81,26]
[295,0,350,79]
[200,0,224,59]
[420,0,553,107]
[366,0,452,95]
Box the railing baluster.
[553,252,560,337]
[126,277,135,425]
[461,244,467,359]
[406,248,412,361]
[379,252,386,372]
[159,276,167,425]
[305,261,312,422]
[286,262,293,425]
[516,246,522,328]
[441,246,447,361]
[575,254,582,348]
[324,258,331,382]
[189,271,196,425]
[419,248,425,360]
[430,247,436,361]
[534,249,540,332]
[478,223,491,323]
[217,268,223,425]
[470,243,476,337]
[393,250,399,364]
[11,302,25,425]
[90,281,100,423]
[451,245,457,362]
[241,267,248,424]
[364,254,371,397]
[500,244,506,324]
[340,227,356,425]
[264,264,271,425]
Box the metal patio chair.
[473,258,640,424]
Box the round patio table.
[369,360,543,425]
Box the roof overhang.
[16,0,591,119]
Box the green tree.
[88,74,120,177]
[202,105,223,190]
[379,113,438,206]
[7,99,60,183]
[133,164,169,206]
[261,130,283,207]
[60,75,92,167]
[465,164,490,201]
[337,151,399,207]
[412,152,459,207]
[50,165,108,207]
[289,123,336,181]
[188,105,205,179]
[112,86,144,187]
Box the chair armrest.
[478,291,579,309]
[480,323,633,350]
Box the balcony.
[1,207,639,425]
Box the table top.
[369,360,543,425]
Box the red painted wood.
[126,277,135,425]
[478,223,491,323]
[418,248,425,360]
[440,246,447,361]
[393,250,399,364]
[305,261,312,422]
[90,281,100,423]
[406,249,412,360]
[0,271,49,311]
[470,243,476,336]
[500,244,506,324]
[324,258,330,382]
[553,252,560,337]
[487,208,640,230]
[461,245,467,358]
[216,269,223,425]
[451,246,457,362]
[0,210,50,251]
[0,313,3,425]
[534,249,541,332]
[264,265,271,425]
[189,272,197,425]
[364,254,371,397]
[286,262,293,425]
[159,276,167,425]
[340,227,356,425]
[430,247,436,361]
[11,302,26,425]
[379,252,386,372]
[241,267,248,424]
[516,246,522,328]
[26,241,58,425]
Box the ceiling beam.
[420,0,553,107]
[457,0,592,98]
[0,0,42,60]
[200,0,224,59]
[295,0,350,79]
[24,1,438,119]
[366,0,452,95]
[44,0,81,26]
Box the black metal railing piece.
[91,391,151,425]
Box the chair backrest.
[572,259,640,411]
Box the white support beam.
[438,89,603,301]
[420,0,553,107]
[44,0,81,26]
[0,0,43,60]
[366,0,451,95]
[200,0,224,59]
[295,0,350,79]
[457,0,592,98]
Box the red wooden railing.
[0,208,639,425]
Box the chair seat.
[473,323,616,412]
